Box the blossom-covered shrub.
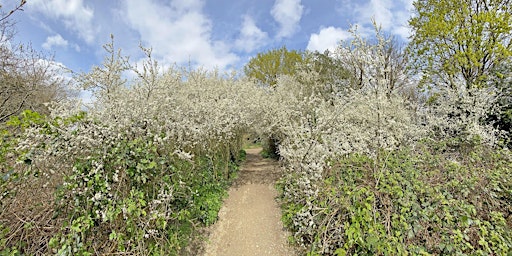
[1,24,510,256]
[423,85,503,150]
[273,26,511,255]
[0,42,264,254]
[297,144,511,255]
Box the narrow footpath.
[203,148,296,256]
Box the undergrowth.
[0,103,247,255]
[278,141,512,255]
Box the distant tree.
[244,46,305,87]
[408,0,512,90]
[299,50,350,94]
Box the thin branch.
[0,0,27,23]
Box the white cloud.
[393,0,415,39]
[306,26,351,53]
[348,0,413,40]
[72,44,81,52]
[28,0,96,44]
[234,15,269,53]
[271,0,304,39]
[354,0,393,29]
[121,0,238,69]
[42,34,68,50]
[400,0,415,11]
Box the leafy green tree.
[408,0,512,90]
[244,46,305,87]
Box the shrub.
[1,40,261,254]
[273,25,511,255]
[279,143,512,255]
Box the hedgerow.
[272,27,511,255]
[278,143,512,255]
[0,18,510,256]
[0,41,262,255]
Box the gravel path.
[203,148,296,256]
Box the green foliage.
[48,136,241,255]
[244,46,306,87]
[261,136,280,159]
[408,0,512,89]
[279,142,512,255]
[5,109,46,129]
[298,51,351,95]
[1,110,50,197]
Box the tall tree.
[243,46,305,87]
[408,0,512,90]
[488,57,512,145]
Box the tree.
[487,57,512,146]
[0,6,72,122]
[408,0,512,90]
[244,46,305,87]
[0,50,72,122]
[298,50,351,96]
[334,25,414,100]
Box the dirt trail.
[203,148,296,256]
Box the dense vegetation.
[0,36,260,254]
[1,0,511,255]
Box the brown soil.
[202,148,297,256]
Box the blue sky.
[6,0,415,73]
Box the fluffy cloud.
[355,0,394,30]
[306,26,351,52]
[121,0,238,69]
[28,0,96,44]
[42,34,69,50]
[339,0,414,40]
[234,15,269,53]
[271,0,304,39]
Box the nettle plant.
[8,38,264,254]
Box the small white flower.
[92,192,102,201]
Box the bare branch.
[0,0,26,22]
